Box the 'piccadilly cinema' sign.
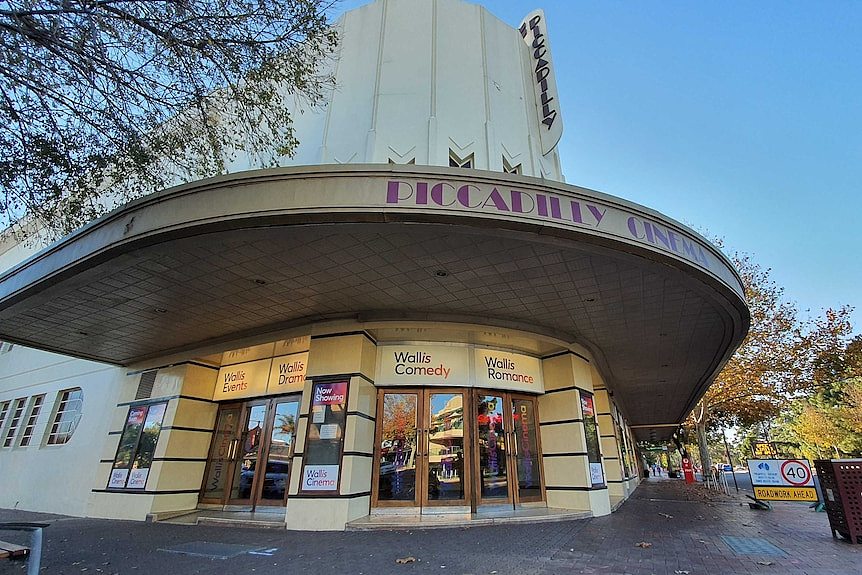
[385,179,712,272]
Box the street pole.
[723,428,739,492]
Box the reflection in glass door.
[424,390,468,506]
[257,398,300,504]
[373,388,544,512]
[374,391,420,506]
[476,394,509,504]
[200,395,300,509]
[230,402,267,503]
[511,395,543,502]
[474,391,545,508]
[201,405,242,502]
[374,389,470,509]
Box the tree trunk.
[694,401,713,477]
[697,419,712,476]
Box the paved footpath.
[1,478,859,575]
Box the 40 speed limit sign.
[747,459,817,502]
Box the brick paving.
[1,477,859,575]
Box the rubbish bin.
[643,468,650,479]
[814,459,862,544]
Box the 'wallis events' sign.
[214,352,308,401]
[214,358,272,401]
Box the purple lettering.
[457,184,482,208]
[430,182,457,207]
[667,230,680,252]
[536,194,549,217]
[536,65,550,83]
[570,201,583,224]
[416,182,428,205]
[483,188,510,211]
[587,205,606,225]
[387,180,412,204]
[549,196,566,220]
[627,216,645,239]
[510,190,535,214]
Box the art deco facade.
[0,0,747,530]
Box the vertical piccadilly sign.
[519,9,563,155]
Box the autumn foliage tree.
[689,247,853,469]
[785,334,862,458]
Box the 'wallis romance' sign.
[385,179,711,270]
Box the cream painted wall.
[0,345,124,516]
[285,0,564,179]
[89,363,218,520]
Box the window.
[46,388,83,445]
[300,380,349,493]
[108,402,168,490]
[19,395,45,447]
[580,391,605,486]
[449,150,474,168]
[2,398,26,447]
[0,341,13,353]
[502,157,522,175]
[0,401,10,436]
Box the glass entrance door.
[474,391,545,508]
[423,390,468,506]
[475,393,510,505]
[373,388,544,512]
[200,395,300,508]
[373,389,469,509]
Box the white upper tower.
[278,0,565,180]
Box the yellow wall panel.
[540,423,586,454]
[307,335,367,376]
[537,390,578,422]
[542,455,589,487]
[546,489,591,511]
[170,399,217,430]
[541,355,575,391]
[153,461,207,491]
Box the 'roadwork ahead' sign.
[747,459,818,502]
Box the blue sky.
[332,1,861,330]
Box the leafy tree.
[785,334,862,458]
[0,0,338,238]
[689,245,853,470]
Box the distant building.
[0,0,748,530]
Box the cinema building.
[0,0,748,530]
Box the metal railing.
[704,468,730,494]
[0,522,48,575]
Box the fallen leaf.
[659,512,674,518]
[635,542,653,548]
[396,557,416,564]
[674,571,690,574]
[757,561,774,566]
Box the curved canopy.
[0,165,748,440]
